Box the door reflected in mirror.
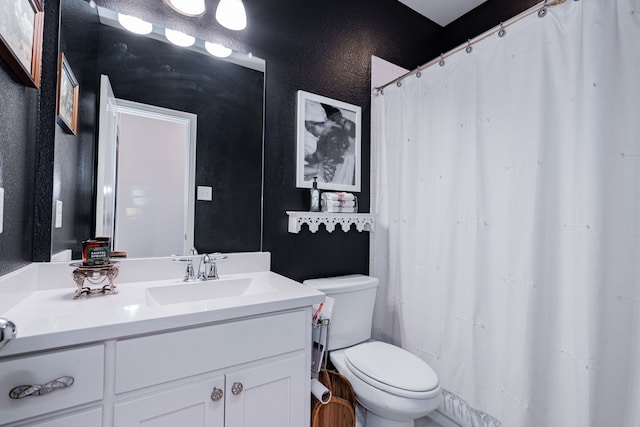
[97,76,197,257]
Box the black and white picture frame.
[56,52,79,135]
[296,90,361,192]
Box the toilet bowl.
[331,341,441,427]
[304,275,442,427]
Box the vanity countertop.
[0,253,325,357]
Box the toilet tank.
[303,275,379,351]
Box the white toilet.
[304,275,442,427]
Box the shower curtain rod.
[374,0,567,94]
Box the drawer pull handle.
[210,387,224,401]
[231,382,243,395]
[9,376,75,399]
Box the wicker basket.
[311,370,356,427]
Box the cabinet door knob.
[231,382,244,395]
[210,387,224,401]
[9,376,74,399]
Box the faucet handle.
[184,259,198,282]
[171,257,199,282]
[206,260,218,280]
[210,252,227,261]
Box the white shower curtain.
[373,1,640,426]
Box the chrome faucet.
[198,253,228,281]
[198,253,219,281]
[174,252,226,282]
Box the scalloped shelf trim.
[286,211,375,233]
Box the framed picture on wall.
[0,0,44,88]
[296,90,361,192]
[56,52,79,135]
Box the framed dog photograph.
[57,52,79,134]
[0,0,44,88]
[296,90,361,192]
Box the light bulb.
[165,28,195,47]
[215,0,247,31]
[118,13,152,35]
[163,0,206,17]
[205,42,232,58]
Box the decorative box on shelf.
[286,211,375,234]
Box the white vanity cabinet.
[113,308,309,427]
[1,309,311,427]
[0,256,324,427]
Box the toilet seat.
[343,341,439,399]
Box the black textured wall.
[241,0,444,281]
[3,0,540,279]
[0,67,38,276]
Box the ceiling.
[397,0,488,26]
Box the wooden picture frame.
[296,90,361,192]
[57,52,79,135]
[0,0,44,88]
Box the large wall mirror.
[51,0,265,260]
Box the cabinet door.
[225,354,306,427]
[114,376,225,427]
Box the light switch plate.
[55,200,63,228]
[0,188,4,233]
[197,186,213,201]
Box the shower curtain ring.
[466,40,473,53]
[439,54,445,67]
[538,7,547,17]
[397,81,402,87]
[498,23,506,37]
[416,70,422,78]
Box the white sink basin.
[145,277,277,306]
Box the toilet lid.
[344,341,439,397]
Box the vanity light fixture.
[205,41,232,58]
[163,0,206,17]
[117,13,153,35]
[165,28,196,47]
[215,0,247,31]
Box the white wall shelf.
[286,211,375,234]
